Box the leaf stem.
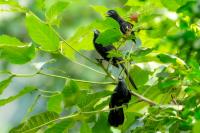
[11,71,116,85]
[96,60,117,81]
[19,99,182,133]
[130,91,157,106]
[38,72,116,85]
[37,89,60,94]
[22,95,41,122]
[49,26,99,66]
[12,72,158,105]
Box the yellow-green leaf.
[0,86,36,106]
[26,13,59,51]
[0,35,35,64]
[0,76,12,94]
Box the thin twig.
[12,72,116,85]
[22,95,41,122]
[38,72,116,85]
[50,26,99,66]
[97,60,117,81]
[130,91,157,106]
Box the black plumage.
[93,30,138,90]
[109,78,132,107]
[108,78,132,127]
[93,29,122,67]
[108,108,124,127]
[107,10,136,42]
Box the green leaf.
[9,111,59,133]
[92,113,112,133]
[158,79,179,92]
[60,25,94,60]
[176,1,196,14]
[0,86,36,106]
[122,112,141,131]
[0,1,25,12]
[132,47,154,57]
[101,18,120,29]
[107,50,123,58]
[0,35,25,46]
[46,1,69,25]
[194,108,200,120]
[62,80,80,107]
[130,65,151,86]
[160,0,180,11]
[47,94,63,114]
[80,122,92,133]
[25,13,59,51]
[157,53,176,64]
[96,29,122,46]
[45,119,75,133]
[77,90,111,111]
[193,121,200,133]
[0,35,36,64]
[91,5,108,19]
[0,44,35,64]
[0,76,12,94]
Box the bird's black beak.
[106,11,111,17]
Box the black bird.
[107,10,136,42]
[93,29,138,90]
[108,108,124,127]
[93,29,123,67]
[109,78,132,107]
[108,78,132,127]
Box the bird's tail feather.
[120,64,138,90]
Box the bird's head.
[106,10,119,18]
[93,29,100,40]
[118,77,123,81]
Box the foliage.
[0,0,200,132]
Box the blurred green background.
[1,0,200,132]
[0,0,127,132]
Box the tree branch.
[130,91,157,106]
[12,72,116,85]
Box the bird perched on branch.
[93,29,138,90]
[93,29,122,67]
[108,78,132,127]
[106,10,136,42]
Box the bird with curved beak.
[106,10,136,42]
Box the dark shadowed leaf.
[157,54,176,64]
[45,119,75,133]
[158,79,179,93]
[80,122,92,133]
[62,80,80,107]
[92,113,112,133]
